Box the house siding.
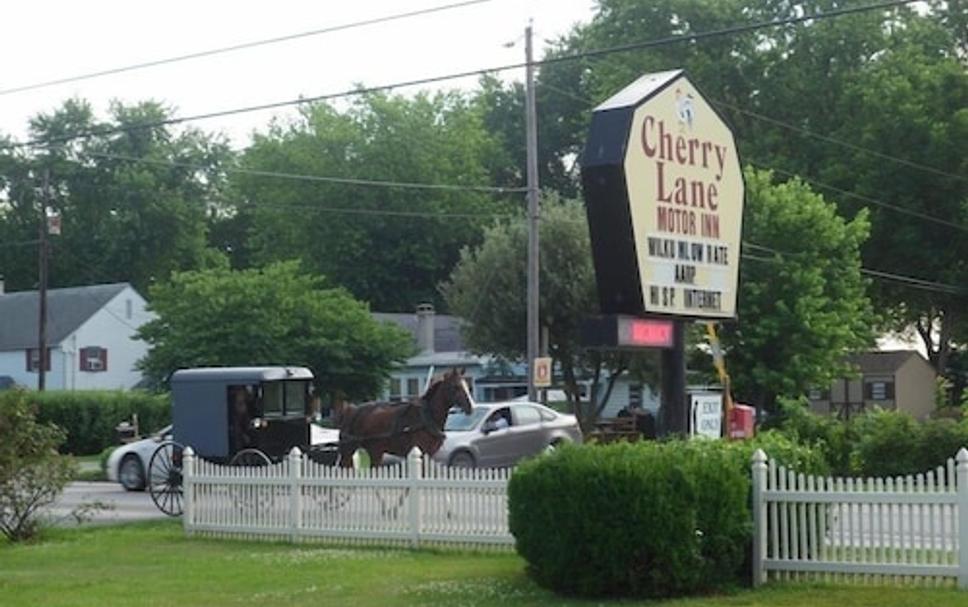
[0,348,68,389]
[895,357,936,420]
[64,287,152,390]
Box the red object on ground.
[729,404,755,439]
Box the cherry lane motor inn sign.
[580,70,744,319]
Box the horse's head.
[425,368,474,415]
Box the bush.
[0,390,170,455]
[774,401,968,477]
[0,390,75,541]
[507,436,824,599]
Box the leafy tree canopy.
[224,91,517,312]
[724,168,874,411]
[136,261,413,401]
[0,98,232,293]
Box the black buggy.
[148,366,332,516]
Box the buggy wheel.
[148,441,184,516]
[229,448,271,467]
[229,449,273,511]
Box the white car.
[106,423,341,491]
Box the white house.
[0,281,154,390]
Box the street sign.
[691,392,723,439]
[533,357,552,388]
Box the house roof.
[372,312,465,353]
[0,282,130,351]
[846,350,924,375]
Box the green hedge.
[0,390,170,455]
[507,434,824,599]
[775,399,968,477]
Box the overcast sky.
[1,0,595,147]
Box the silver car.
[433,401,582,468]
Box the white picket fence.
[181,447,514,548]
[752,448,968,589]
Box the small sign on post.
[533,357,552,388]
[690,392,723,439]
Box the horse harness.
[339,394,448,446]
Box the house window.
[125,299,133,320]
[808,387,830,401]
[865,381,894,401]
[389,378,402,401]
[80,347,108,373]
[407,378,420,397]
[25,348,51,372]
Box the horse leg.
[338,445,355,468]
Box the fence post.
[957,448,968,590]
[752,448,768,587]
[182,446,194,535]
[289,447,302,542]
[408,447,423,548]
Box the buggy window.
[262,382,284,417]
[285,381,308,416]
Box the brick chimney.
[416,303,435,354]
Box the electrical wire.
[538,80,968,187]
[74,148,527,194]
[0,0,493,96]
[0,0,919,154]
[710,99,968,185]
[742,242,966,295]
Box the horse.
[334,368,474,467]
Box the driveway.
[46,481,170,525]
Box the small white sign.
[690,393,722,439]
[533,357,552,388]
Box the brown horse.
[335,368,474,467]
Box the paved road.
[46,481,170,525]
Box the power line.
[538,81,968,236]
[754,164,968,234]
[743,242,966,295]
[0,238,40,249]
[73,148,527,194]
[711,99,968,185]
[540,80,967,187]
[0,0,918,154]
[234,200,516,220]
[0,0,493,97]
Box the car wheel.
[449,451,476,468]
[119,454,146,492]
[545,439,567,455]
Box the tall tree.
[0,99,232,293]
[443,196,657,429]
[226,91,516,312]
[725,168,874,412]
[136,261,413,400]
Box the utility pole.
[525,22,540,401]
[37,167,50,391]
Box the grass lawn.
[1,520,964,607]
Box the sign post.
[580,70,744,436]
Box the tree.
[0,391,75,542]
[225,91,516,312]
[0,99,232,293]
[135,261,413,401]
[722,168,874,412]
[443,196,656,429]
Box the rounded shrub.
[508,440,750,599]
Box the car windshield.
[444,407,488,431]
